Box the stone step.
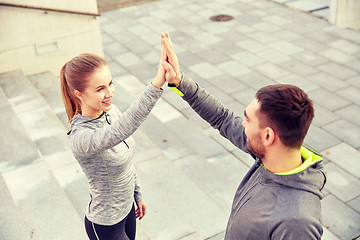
[0,70,88,239]
[28,71,68,126]
[0,72,40,172]
[2,159,88,239]
[0,173,31,240]
[0,70,69,158]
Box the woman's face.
[76,65,115,117]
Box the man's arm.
[174,72,248,152]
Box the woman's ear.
[263,127,275,146]
[74,90,82,102]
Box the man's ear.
[263,127,275,146]
[74,90,82,102]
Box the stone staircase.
[0,70,88,240]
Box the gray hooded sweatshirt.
[68,83,162,226]
[174,73,327,240]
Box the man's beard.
[247,135,265,159]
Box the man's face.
[242,99,265,159]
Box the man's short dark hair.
[255,84,314,148]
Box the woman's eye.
[97,88,103,92]
[109,81,113,86]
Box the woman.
[60,44,166,239]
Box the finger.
[142,206,146,217]
[162,61,175,75]
[161,34,173,50]
[165,32,174,48]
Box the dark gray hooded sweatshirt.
[175,73,327,240]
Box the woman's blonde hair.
[60,53,107,122]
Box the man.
[160,32,327,239]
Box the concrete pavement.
[99,0,360,239]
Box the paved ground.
[1,0,359,240]
[99,0,360,239]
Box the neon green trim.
[168,85,184,97]
[274,146,323,175]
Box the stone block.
[239,72,276,90]
[336,86,360,105]
[232,148,256,168]
[224,101,246,118]
[151,98,183,123]
[177,51,208,68]
[276,74,320,92]
[317,62,358,80]
[194,32,222,45]
[322,142,360,178]
[212,41,246,56]
[182,108,211,129]
[347,59,360,72]
[165,117,228,158]
[335,104,360,127]
[139,115,195,161]
[256,49,291,64]
[269,41,304,55]
[231,52,265,67]
[324,163,360,202]
[293,38,329,53]
[308,88,350,111]
[348,196,360,214]
[329,39,360,54]
[323,119,360,149]
[127,62,157,82]
[320,48,355,63]
[217,61,252,77]
[235,39,268,53]
[262,15,292,25]
[280,59,319,77]
[114,52,143,68]
[125,39,155,56]
[312,103,340,126]
[208,74,248,94]
[0,104,40,170]
[108,60,128,77]
[253,22,281,32]
[253,62,291,80]
[103,42,128,58]
[205,127,238,152]
[347,75,360,88]
[304,125,342,152]
[231,88,257,107]
[249,32,279,44]
[306,72,349,92]
[322,194,360,240]
[197,50,231,65]
[201,85,235,104]
[189,62,223,79]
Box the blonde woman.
[60,47,166,239]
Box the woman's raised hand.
[161,32,182,86]
[152,35,168,89]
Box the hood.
[260,146,327,199]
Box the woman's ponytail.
[60,62,81,123]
